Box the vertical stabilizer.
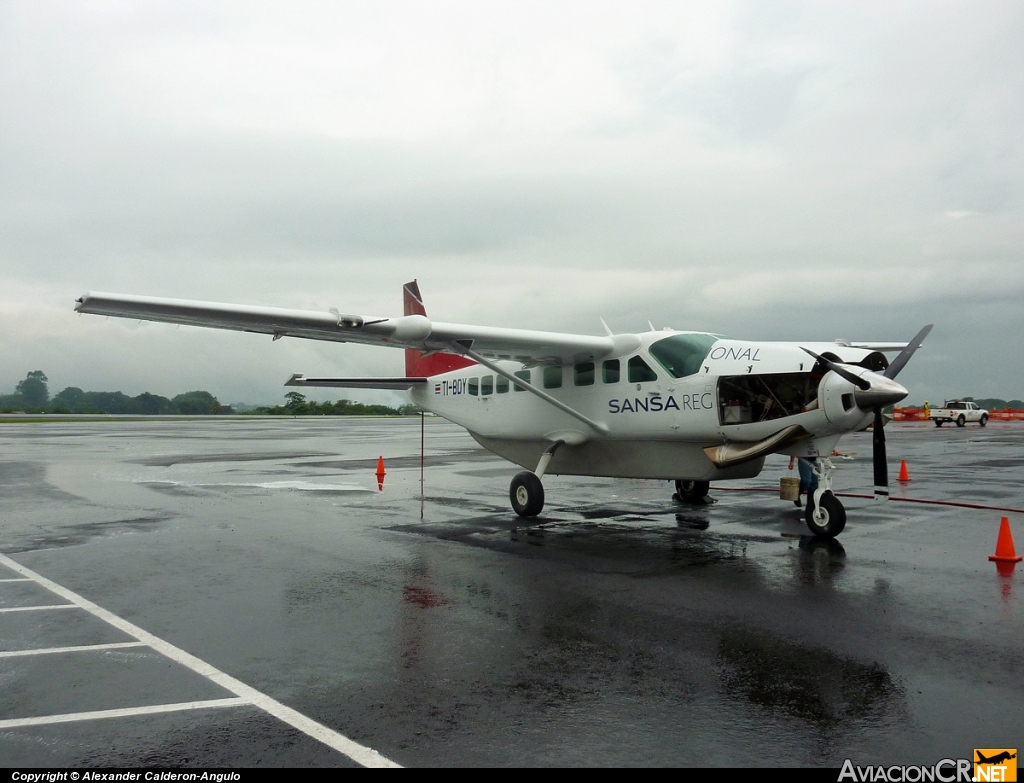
[403,280,475,377]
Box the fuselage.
[410,330,881,481]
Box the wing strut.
[450,344,610,438]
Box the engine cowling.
[819,371,874,430]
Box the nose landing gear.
[805,458,846,538]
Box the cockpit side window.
[648,333,718,379]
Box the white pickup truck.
[929,400,989,427]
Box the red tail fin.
[403,280,475,377]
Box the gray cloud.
[2,1,1022,405]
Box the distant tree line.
[1,371,419,416]
[961,396,1024,409]
[907,396,1024,409]
[0,371,232,414]
[244,391,418,416]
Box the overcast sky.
[1,1,1022,405]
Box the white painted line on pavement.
[0,698,250,729]
[0,578,32,582]
[0,604,77,613]
[0,641,146,658]
[0,552,402,768]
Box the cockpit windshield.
[648,333,718,379]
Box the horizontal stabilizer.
[286,374,428,390]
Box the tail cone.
[376,456,386,492]
[989,517,1023,563]
[898,460,910,482]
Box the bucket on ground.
[780,476,800,501]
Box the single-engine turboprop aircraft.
[75,282,932,538]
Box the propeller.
[802,325,933,502]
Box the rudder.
[403,280,475,376]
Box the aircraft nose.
[854,375,908,410]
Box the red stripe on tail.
[403,280,475,377]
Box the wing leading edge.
[285,374,428,391]
[75,292,616,365]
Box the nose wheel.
[805,491,847,538]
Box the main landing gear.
[674,479,710,503]
[510,440,564,518]
[804,458,846,538]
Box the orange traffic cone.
[898,460,911,482]
[376,456,386,491]
[989,517,1023,563]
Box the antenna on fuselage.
[599,317,613,337]
[648,320,656,332]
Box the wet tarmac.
[0,417,1020,767]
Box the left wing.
[834,339,909,352]
[75,292,620,365]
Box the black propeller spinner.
[802,324,933,501]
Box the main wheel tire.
[510,471,544,517]
[956,415,966,427]
[934,420,943,427]
[805,491,847,538]
[675,479,710,502]
[980,414,988,427]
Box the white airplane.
[75,281,931,539]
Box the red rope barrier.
[709,486,1024,514]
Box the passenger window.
[469,378,479,396]
[628,356,658,383]
[574,362,595,386]
[603,359,620,383]
[543,366,563,389]
[496,376,509,393]
[513,370,530,392]
[481,375,493,396]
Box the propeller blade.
[873,408,889,501]
[884,324,934,380]
[800,347,870,390]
